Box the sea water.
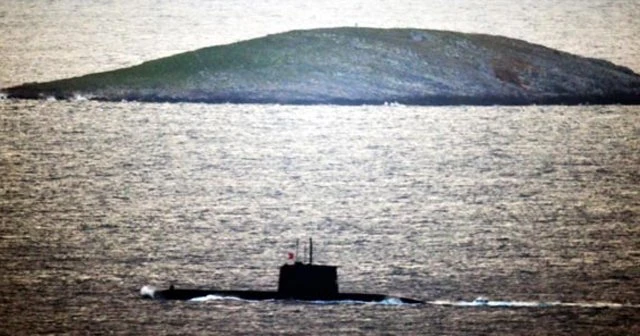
[1,1,639,335]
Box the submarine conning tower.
[277,238,339,300]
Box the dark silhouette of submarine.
[143,239,423,304]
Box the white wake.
[140,285,156,299]
[428,297,640,309]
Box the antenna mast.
[303,244,307,264]
[309,238,313,265]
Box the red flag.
[287,252,295,260]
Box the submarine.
[141,239,423,304]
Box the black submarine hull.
[145,288,423,304]
[143,240,424,305]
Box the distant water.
[1,101,638,334]
[1,1,639,335]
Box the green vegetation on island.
[4,27,640,105]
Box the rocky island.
[3,27,640,105]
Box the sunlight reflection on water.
[1,0,639,334]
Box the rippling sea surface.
[1,102,638,334]
[1,0,639,335]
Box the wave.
[140,285,156,299]
[141,286,638,308]
[187,294,639,308]
[71,93,89,101]
[428,297,640,309]
[189,294,269,303]
[188,295,412,306]
[140,286,417,305]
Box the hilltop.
[3,27,640,105]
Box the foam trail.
[379,297,406,305]
[303,299,411,306]
[188,295,410,306]
[189,294,260,302]
[72,94,88,101]
[140,286,156,299]
[429,297,640,309]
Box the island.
[3,27,640,105]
